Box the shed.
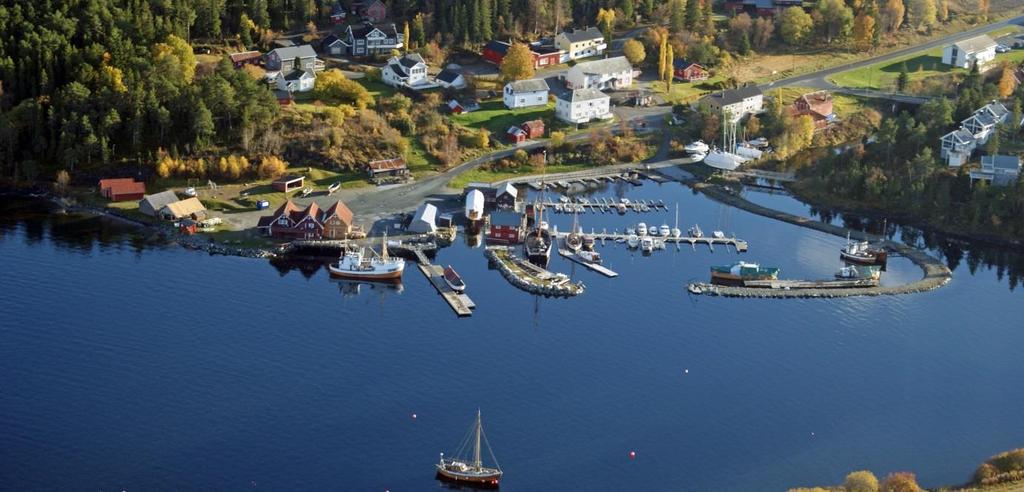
[272,175,305,192]
[366,157,409,179]
[521,119,545,139]
[507,125,527,144]
[160,197,207,220]
[409,202,438,234]
[99,178,146,202]
[496,182,518,209]
[138,190,180,217]
[229,51,262,68]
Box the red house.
[507,126,527,144]
[790,91,835,131]
[361,0,387,22]
[98,178,146,202]
[257,200,323,239]
[483,40,562,69]
[673,60,708,82]
[521,119,545,139]
[487,211,525,244]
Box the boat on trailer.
[436,409,502,489]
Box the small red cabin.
[673,60,708,82]
[99,178,146,202]
[507,126,527,144]
[521,119,545,139]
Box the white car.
[996,44,1011,53]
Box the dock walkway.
[557,248,619,277]
[411,248,475,316]
[553,230,748,253]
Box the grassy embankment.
[829,26,1024,92]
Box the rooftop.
[703,85,763,106]
[953,35,997,54]
[268,44,317,60]
[559,27,603,43]
[507,78,550,93]
[558,87,608,103]
[573,56,632,76]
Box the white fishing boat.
[328,235,405,281]
[436,409,502,488]
[637,222,648,236]
[627,234,640,248]
[640,236,654,253]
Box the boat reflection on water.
[331,277,404,297]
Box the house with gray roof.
[563,56,634,90]
[382,53,431,88]
[942,35,997,69]
[942,101,1016,167]
[436,68,466,89]
[555,27,607,61]
[138,190,180,217]
[701,85,764,123]
[503,79,549,109]
[555,88,611,124]
[265,45,322,72]
[971,155,1022,186]
[940,128,977,167]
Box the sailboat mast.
[473,409,483,469]
[675,203,679,229]
[382,232,389,260]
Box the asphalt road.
[765,14,1024,91]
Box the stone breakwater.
[485,247,585,297]
[688,183,953,299]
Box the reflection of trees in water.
[1,198,159,254]
[804,205,1024,292]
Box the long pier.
[552,230,748,253]
[557,248,619,277]
[411,248,475,316]
[541,198,670,214]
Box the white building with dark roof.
[382,53,431,88]
[555,88,611,124]
[276,69,316,92]
[563,56,634,90]
[436,68,466,89]
[971,155,1022,186]
[503,79,549,109]
[940,101,1014,167]
[701,85,764,123]
[940,128,977,168]
[942,35,997,69]
[555,27,607,61]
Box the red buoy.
[629,451,637,459]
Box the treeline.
[795,75,1024,240]
[0,0,280,183]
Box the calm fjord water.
[1,184,1022,491]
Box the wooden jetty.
[411,248,475,316]
[557,248,618,277]
[552,231,748,253]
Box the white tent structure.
[409,202,438,234]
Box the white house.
[563,56,634,90]
[436,68,466,89]
[701,85,764,123]
[503,79,549,109]
[940,128,977,167]
[971,155,1022,186]
[555,27,607,61]
[277,69,316,93]
[382,53,432,89]
[942,35,997,69]
[555,88,611,124]
[963,100,1010,144]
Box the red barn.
[228,51,262,69]
[673,60,708,82]
[483,40,562,69]
[487,211,525,244]
[99,178,146,202]
[521,119,545,139]
[507,126,527,144]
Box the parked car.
[996,44,1011,53]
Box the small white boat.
[659,224,670,237]
[625,226,636,235]
[183,187,197,197]
[443,265,466,292]
[300,187,313,197]
[627,234,640,248]
[688,225,703,238]
[559,196,570,203]
[617,203,627,214]
[327,181,342,195]
[620,198,630,205]
[637,223,648,236]
[672,203,682,238]
[640,236,654,253]
[576,250,602,264]
[653,238,666,250]
[704,150,742,171]
[684,140,710,154]
[712,230,725,239]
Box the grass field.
[767,86,876,116]
[448,162,600,189]
[653,76,726,104]
[451,100,554,136]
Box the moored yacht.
[637,222,648,236]
[443,265,466,292]
[436,410,502,489]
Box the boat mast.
[473,408,483,470]
[381,231,389,260]
[675,203,679,230]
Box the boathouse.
[487,210,524,243]
[322,200,355,239]
[98,178,146,202]
[496,183,518,209]
[138,190,180,217]
[160,197,207,221]
[408,202,438,234]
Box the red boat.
[443,265,466,292]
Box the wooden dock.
[557,248,619,277]
[552,231,748,253]
[540,198,669,214]
[411,249,475,316]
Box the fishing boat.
[688,224,704,238]
[626,234,640,248]
[659,224,670,237]
[640,236,654,253]
[443,265,467,292]
[710,261,780,283]
[576,249,602,264]
[840,233,888,265]
[672,204,682,238]
[835,264,881,280]
[524,219,553,267]
[436,409,502,489]
[684,140,710,154]
[637,222,648,236]
[328,235,405,281]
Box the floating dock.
[553,231,748,253]
[411,249,475,316]
[557,248,618,277]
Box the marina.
[556,248,619,277]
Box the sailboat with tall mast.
[436,409,502,488]
[524,178,553,267]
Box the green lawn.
[451,100,555,136]
[767,86,875,116]
[449,162,603,189]
[654,76,726,104]
[357,79,399,99]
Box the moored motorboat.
[710,261,779,283]
[840,233,888,265]
[328,235,405,281]
[626,234,640,248]
[640,236,654,253]
[712,230,725,239]
[443,265,466,292]
[637,222,648,236]
[436,409,502,489]
[684,140,710,154]
[659,224,670,236]
[688,224,704,238]
[576,249,602,264]
[617,203,627,214]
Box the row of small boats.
[553,197,666,215]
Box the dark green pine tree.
[685,0,702,31]
[479,0,493,41]
[620,0,634,21]
[670,0,685,34]
[897,61,909,92]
